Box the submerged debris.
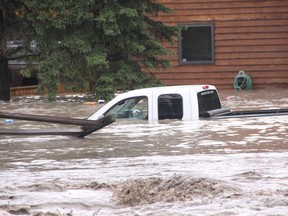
[32,210,73,216]
[1,205,31,215]
[113,174,242,206]
[87,181,115,190]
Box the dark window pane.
[158,94,183,120]
[180,25,214,64]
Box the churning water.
[0,88,287,216]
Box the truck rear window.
[197,90,221,115]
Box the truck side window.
[104,96,148,120]
[158,94,183,120]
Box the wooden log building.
[152,0,288,89]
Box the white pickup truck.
[88,85,288,122]
[89,85,219,121]
[1,84,287,138]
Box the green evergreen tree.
[1,0,176,101]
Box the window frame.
[178,23,215,65]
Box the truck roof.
[114,85,217,98]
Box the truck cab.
[88,85,222,122]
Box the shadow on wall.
[21,77,38,86]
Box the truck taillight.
[202,85,209,90]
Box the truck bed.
[201,108,288,119]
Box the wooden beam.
[0,128,85,137]
[0,111,111,127]
[0,113,115,137]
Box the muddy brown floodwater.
[0,88,287,216]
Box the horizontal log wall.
[152,0,288,89]
[10,84,88,97]
[10,86,37,97]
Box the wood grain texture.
[152,0,288,89]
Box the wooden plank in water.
[0,128,85,137]
[79,115,114,138]
[0,115,114,137]
[0,111,110,127]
